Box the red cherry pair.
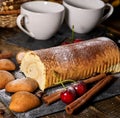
[61,41,70,45]
[61,39,83,45]
[73,39,83,43]
[60,81,87,104]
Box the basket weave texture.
[0,11,19,28]
[0,0,30,28]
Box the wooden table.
[0,6,120,118]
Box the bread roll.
[0,70,15,89]
[9,91,41,112]
[0,59,16,70]
[20,37,120,91]
[0,50,12,59]
[16,51,26,64]
[5,77,38,93]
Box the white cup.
[63,0,114,34]
[16,1,65,40]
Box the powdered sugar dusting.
[39,37,116,61]
[35,37,118,71]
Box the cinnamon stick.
[42,90,63,105]
[42,74,106,105]
[65,75,114,115]
[83,73,106,84]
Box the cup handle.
[16,14,35,38]
[100,3,114,23]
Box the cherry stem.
[55,79,75,90]
[53,70,76,90]
[71,25,75,42]
[60,81,66,89]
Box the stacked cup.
[17,0,114,40]
[17,1,65,40]
[63,0,114,34]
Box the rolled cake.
[20,37,120,91]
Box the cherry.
[74,39,83,43]
[60,86,76,104]
[73,81,87,96]
[61,41,70,45]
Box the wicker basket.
[0,14,18,28]
[0,10,20,28]
[0,0,31,28]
